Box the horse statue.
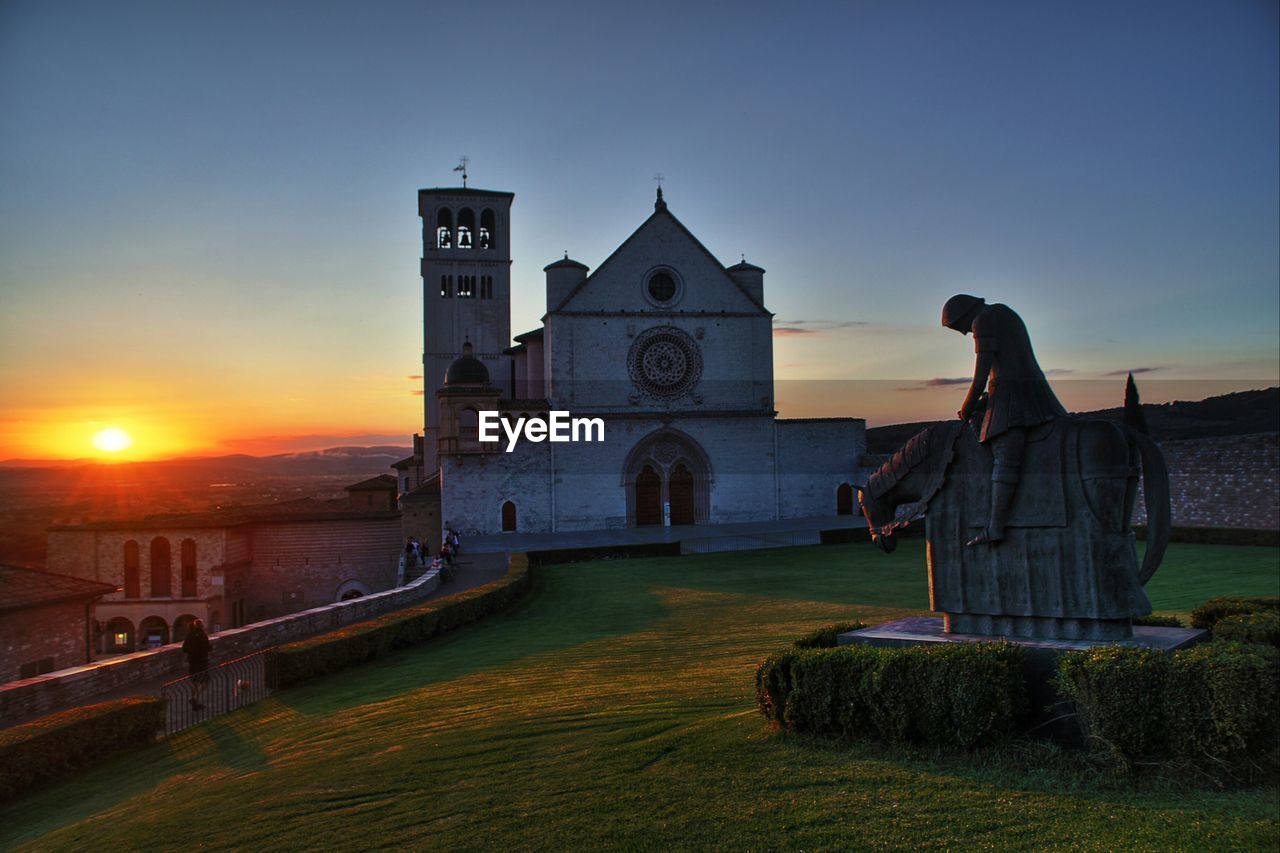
[857,398,1171,641]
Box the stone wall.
[0,569,440,726]
[0,600,91,684]
[245,517,404,620]
[1133,432,1279,530]
[776,419,867,517]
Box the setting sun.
[91,427,133,454]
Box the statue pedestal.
[838,617,1208,744]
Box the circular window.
[642,267,683,307]
[627,326,702,398]
[648,273,676,302]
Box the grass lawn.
[2,540,1277,850]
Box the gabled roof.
[390,455,419,470]
[513,327,545,343]
[0,565,118,614]
[551,199,769,315]
[345,474,398,491]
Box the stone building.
[0,565,116,682]
[413,185,866,534]
[45,496,403,655]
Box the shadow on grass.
[272,564,671,717]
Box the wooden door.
[635,466,662,526]
[669,463,696,525]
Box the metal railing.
[160,651,275,736]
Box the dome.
[543,255,588,272]
[443,342,490,386]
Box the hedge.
[0,696,165,801]
[756,641,1026,749]
[1189,595,1280,630]
[1057,642,1279,783]
[793,621,866,649]
[1131,614,1184,628]
[1213,611,1280,648]
[267,555,532,688]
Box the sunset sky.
[1,1,1276,461]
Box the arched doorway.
[173,614,198,643]
[139,616,169,648]
[104,617,134,654]
[836,483,854,515]
[624,429,712,527]
[335,579,370,602]
[501,500,517,532]
[669,464,695,525]
[635,466,662,526]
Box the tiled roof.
[345,474,398,491]
[0,565,118,613]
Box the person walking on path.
[182,618,212,710]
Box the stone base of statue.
[839,617,1207,743]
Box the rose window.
[628,326,702,398]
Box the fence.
[160,651,275,736]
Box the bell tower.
[418,186,514,472]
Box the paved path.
[2,552,512,731]
[461,514,865,555]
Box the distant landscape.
[865,387,1279,453]
[0,447,410,568]
[2,388,1275,569]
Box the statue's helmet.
[941,294,985,332]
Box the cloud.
[772,319,875,337]
[1044,368,1074,376]
[411,390,424,396]
[1104,366,1166,377]
[895,377,971,392]
[406,374,423,380]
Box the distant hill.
[866,387,1279,454]
[0,445,412,477]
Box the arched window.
[479,208,496,250]
[436,208,453,248]
[180,538,197,597]
[502,500,517,532]
[441,274,451,298]
[457,208,475,249]
[123,540,140,598]
[150,537,172,598]
[458,275,473,298]
[340,589,363,601]
[139,616,169,648]
[836,483,854,516]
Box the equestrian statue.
[857,295,1171,641]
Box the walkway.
[462,514,866,555]
[1,552,511,731]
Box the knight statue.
[858,296,1171,641]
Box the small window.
[480,208,496,250]
[648,273,676,302]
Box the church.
[400,184,866,536]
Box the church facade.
[414,185,865,535]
